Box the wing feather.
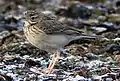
[37,14,82,35]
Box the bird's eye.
[31,17,35,20]
[30,14,38,20]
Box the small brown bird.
[23,10,96,73]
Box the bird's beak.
[22,11,27,20]
[22,16,25,27]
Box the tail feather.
[70,34,97,41]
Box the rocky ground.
[0,0,120,81]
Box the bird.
[23,10,97,74]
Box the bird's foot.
[30,52,60,74]
[30,67,53,74]
[42,51,60,74]
[42,68,53,74]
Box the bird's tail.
[70,34,98,41]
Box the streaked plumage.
[23,10,96,73]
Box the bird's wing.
[37,15,82,35]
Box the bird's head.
[23,10,41,27]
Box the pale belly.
[25,30,70,52]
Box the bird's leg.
[43,51,60,73]
[48,51,60,70]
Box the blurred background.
[1,0,120,81]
